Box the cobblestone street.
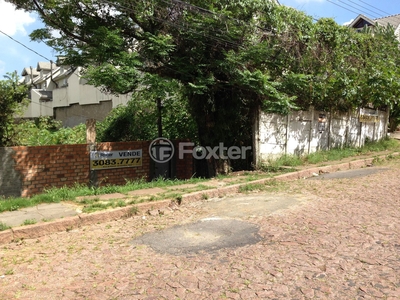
[0,159,399,299]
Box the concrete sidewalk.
[0,150,398,244]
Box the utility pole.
[157,97,163,137]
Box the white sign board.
[90,150,142,170]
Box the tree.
[0,72,28,146]
[97,78,198,142]
[7,0,293,175]
[7,0,400,172]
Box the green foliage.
[0,176,208,213]
[12,116,86,146]
[389,101,400,132]
[238,180,286,193]
[0,222,11,231]
[22,219,37,226]
[259,138,400,168]
[0,72,29,146]
[97,78,198,142]
[7,0,400,170]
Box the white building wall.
[257,107,389,163]
[52,71,131,108]
[21,65,132,123]
[21,90,53,118]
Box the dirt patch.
[196,193,311,219]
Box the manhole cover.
[132,218,261,255]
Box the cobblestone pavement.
[0,160,399,299]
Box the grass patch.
[261,138,400,170]
[239,180,287,193]
[176,195,182,205]
[201,193,209,200]
[82,202,110,213]
[22,219,37,226]
[5,269,14,275]
[0,177,207,214]
[258,154,302,172]
[0,222,11,231]
[239,183,266,193]
[1,138,398,214]
[80,198,130,213]
[119,177,207,193]
[126,206,138,217]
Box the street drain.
[131,219,261,255]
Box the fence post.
[285,113,290,155]
[86,119,97,188]
[327,109,332,150]
[307,107,314,154]
[252,106,260,167]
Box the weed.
[386,154,395,160]
[95,185,119,195]
[21,283,36,290]
[239,183,266,193]
[5,269,14,275]
[82,202,109,213]
[22,219,37,226]
[157,191,182,200]
[372,156,382,164]
[114,200,126,208]
[201,193,209,200]
[229,288,239,293]
[0,222,11,231]
[78,197,99,205]
[239,180,286,193]
[126,206,138,217]
[176,195,182,205]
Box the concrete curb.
[0,152,398,244]
[0,199,173,244]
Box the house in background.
[348,14,400,39]
[20,62,57,118]
[20,62,131,127]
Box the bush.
[12,116,86,146]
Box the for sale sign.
[90,150,142,170]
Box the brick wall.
[95,141,151,186]
[0,148,22,197]
[173,140,194,180]
[10,144,89,197]
[0,140,193,198]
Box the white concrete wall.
[257,107,388,162]
[52,71,131,109]
[21,90,53,118]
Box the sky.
[0,0,400,79]
[0,0,57,79]
[279,0,400,25]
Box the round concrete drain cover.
[132,218,261,255]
